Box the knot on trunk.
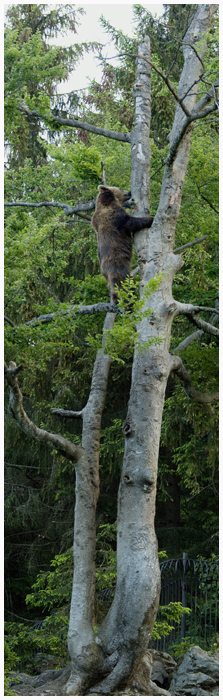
[123,418,135,437]
[123,473,134,484]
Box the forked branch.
[175,302,219,337]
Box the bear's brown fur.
[91,185,153,304]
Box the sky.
[48,3,164,94]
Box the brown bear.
[91,185,153,304]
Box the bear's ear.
[98,186,115,205]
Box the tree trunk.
[66,312,116,694]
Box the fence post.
[181,552,188,641]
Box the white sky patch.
[48,4,164,94]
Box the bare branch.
[171,355,219,403]
[4,197,132,216]
[173,330,203,353]
[189,102,218,122]
[4,199,96,215]
[4,361,85,462]
[25,301,120,326]
[177,302,218,315]
[4,315,15,327]
[19,106,131,143]
[131,266,140,278]
[175,302,219,336]
[51,408,84,419]
[173,235,207,253]
[196,186,219,214]
[166,80,219,166]
[167,103,218,166]
[188,313,219,336]
[103,50,214,122]
[72,212,92,222]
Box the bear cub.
[91,185,153,304]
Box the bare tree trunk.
[66,313,116,694]
[85,37,161,696]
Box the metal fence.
[151,553,219,653]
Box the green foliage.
[47,140,102,184]
[169,636,194,659]
[26,548,73,611]
[5,618,69,675]
[151,602,191,641]
[4,4,92,165]
[4,636,19,695]
[95,523,117,594]
[87,275,163,363]
[4,526,117,673]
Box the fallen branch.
[171,355,219,403]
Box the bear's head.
[98,185,131,207]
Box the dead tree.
[5,4,218,695]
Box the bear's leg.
[108,266,131,307]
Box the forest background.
[4,3,219,679]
